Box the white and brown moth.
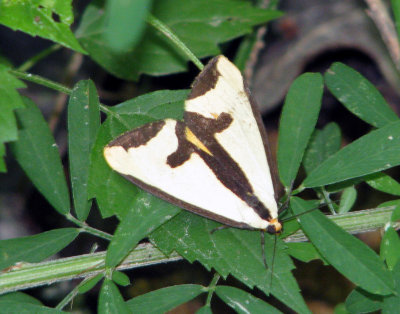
[104,55,282,233]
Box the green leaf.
[98,279,130,314]
[325,62,398,128]
[196,306,213,314]
[0,66,25,142]
[0,228,79,270]
[381,226,400,270]
[88,90,187,219]
[105,191,180,268]
[10,98,70,215]
[392,204,400,222]
[287,242,327,264]
[291,197,395,295]
[68,80,100,221]
[150,212,310,314]
[334,303,349,314]
[345,288,383,313]
[277,73,323,187]
[215,286,282,314]
[76,0,282,80]
[382,261,400,313]
[126,284,205,313]
[392,0,400,44]
[338,186,357,214]
[366,172,400,196]
[88,90,186,218]
[0,0,85,53]
[112,271,130,286]
[0,66,25,171]
[0,143,6,172]
[0,292,42,305]
[78,274,103,294]
[104,0,152,52]
[303,122,341,174]
[0,301,65,313]
[377,200,400,222]
[304,121,400,187]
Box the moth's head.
[266,218,282,234]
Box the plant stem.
[0,243,181,295]
[146,14,204,71]
[9,69,72,95]
[66,213,113,241]
[56,285,79,310]
[206,273,221,306]
[0,206,396,295]
[17,44,61,72]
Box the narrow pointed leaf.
[68,80,100,221]
[338,186,357,214]
[304,121,400,187]
[215,286,282,313]
[345,288,383,313]
[98,279,130,314]
[278,73,323,187]
[381,226,400,270]
[112,271,130,286]
[0,301,65,313]
[78,274,104,294]
[0,228,79,270]
[196,306,213,314]
[291,197,395,295]
[0,65,25,142]
[366,172,400,196]
[126,284,205,313]
[0,66,25,172]
[325,62,398,128]
[106,191,180,267]
[0,292,42,305]
[303,122,341,174]
[10,98,70,215]
[382,261,400,313]
[104,0,152,52]
[287,242,327,264]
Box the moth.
[104,55,282,234]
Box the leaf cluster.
[0,0,400,313]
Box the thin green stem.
[321,187,336,215]
[99,104,131,129]
[56,285,78,310]
[17,44,61,72]
[9,69,125,125]
[146,14,204,71]
[9,69,72,95]
[206,273,221,306]
[66,213,113,241]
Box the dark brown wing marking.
[188,57,221,99]
[167,111,272,220]
[108,120,166,151]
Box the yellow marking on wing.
[185,127,213,156]
[211,113,219,119]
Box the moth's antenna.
[268,234,278,292]
[260,230,267,269]
[280,200,340,223]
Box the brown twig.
[365,0,400,70]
